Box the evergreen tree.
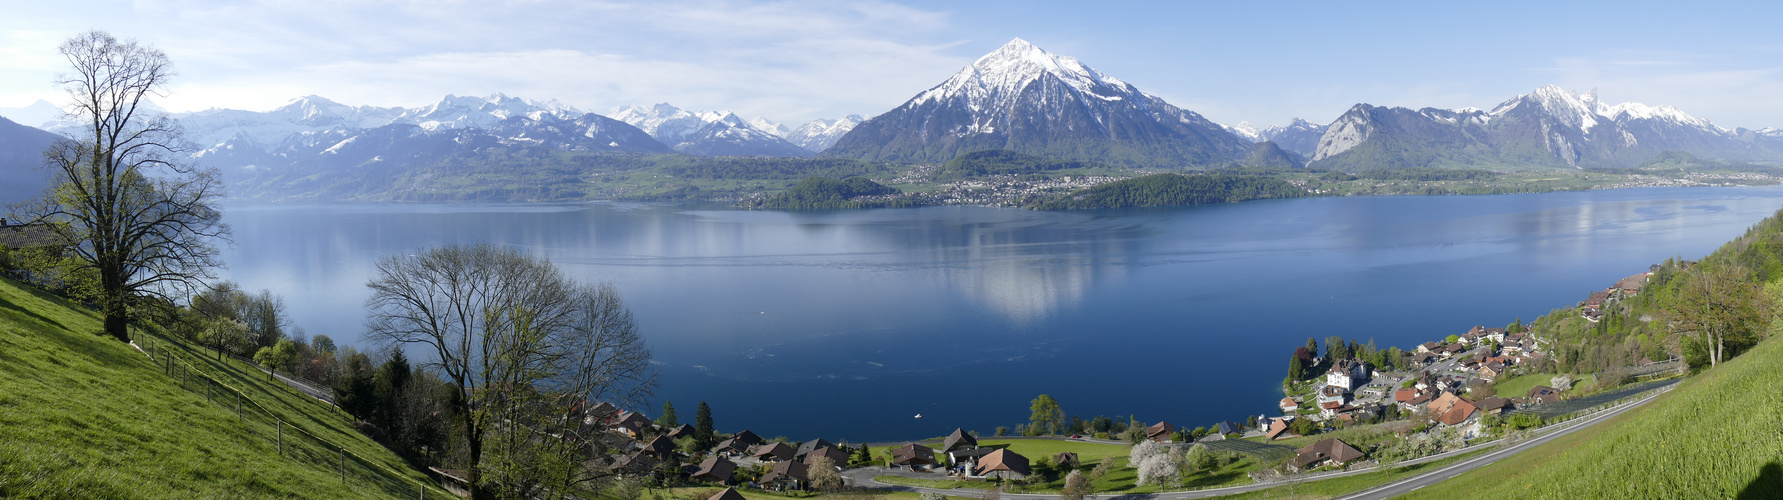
[1287,353,1305,381]
[1305,337,1319,356]
[656,401,679,428]
[372,348,412,431]
[694,401,715,449]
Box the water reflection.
[217,186,1783,441]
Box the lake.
[218,186,1783,442]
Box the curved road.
[844,382,1675,500]
[1336,382,1675,499]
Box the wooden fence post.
[277,420,283,456]
[340,447,346,484]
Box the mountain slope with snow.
[1310,86,1770,170]
[0,116,63,204]
[610,103,812,157]
[785,115,863,153]
[823,38,1250,167]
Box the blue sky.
[3,0,1781,129]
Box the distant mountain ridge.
[609,103,812,157]
[823,38,1252,168]
[0,116,63,204]
[1308,86,1783,170]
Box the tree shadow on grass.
[1737,462,1782,500]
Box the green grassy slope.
[1402,335,1783,499]
[0,276,446,498]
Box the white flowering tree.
[1129,440,1181,488]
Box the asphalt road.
[843,381,1675,500]
[1335,382,1676,500]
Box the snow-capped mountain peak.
[786,114,864,152]
[914,38,1137,109]
[1492,85,1600,132]
[1223,121,1264,143]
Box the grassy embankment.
[873,438,1265,494]
[0,276,446,498]
[1400,332,1783,498]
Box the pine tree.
[656,401,679,428]
[694,401,715,449]
[1287,354,1305,382]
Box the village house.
[1417,341,1441,353]
[613,410,652,439]
[1279,397,1299,414]
[666,423,695,440]
[793,438,835,461]
[1615,273,1649,297]
[709,488,747,500]
[642,435,677,459]
[1053,452,1079,469]
[584,401,620,426]
[1316,385,1347,407]
[942,428,977,455]
[1214,421,1244,435]
[759,460,811,491]
[1479,360,1506,380]
[610,450,659,476]
[1146,421,1176,442]
[752,442,795,462]
[689,456,738,484]
[805,447,848,468]
[1263,417,1297,440]
[1427,392,1478,426]
[1475,397,1514,415]
[712,430,764,457]
[1527,385,1563,404]
[1289,438,1366,471]
[971,449,1031,481]
[890,442,937,470]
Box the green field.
[1401,335,1783,499]
[1202,450,1484,499]
[0,276,444,498]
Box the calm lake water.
[219,186,1783,442]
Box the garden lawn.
[0,276,446,499]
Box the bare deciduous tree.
[364,243,656,499]
[16,31,228,342]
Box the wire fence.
[129,329,446,499]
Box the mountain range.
[5,38,1783,203]
[1309,86,1783,170]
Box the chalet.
[1581,309,1603,322]
[890,443,936,469]
[1615,274,1648,297]
[1479,360,1506,380]
[1146,421,1176,442]
[613,411,652,438]
[666,423,695,440]
[1393,388,1417,404]
[942,428,977,454]
[760,461,810,491]
[611,450,659,475]
[1427,392,1477,426]
[1401,391,1435,413]
[1413,352,1438,367]
[1527,385,1563,404]
[1484,327,1507,343]
[794,438,835,461]
[689,456,738,484]
[1053,452,1079,469]
[584,401,620,426]
[1214,421,1243,435]
[972,449,1031,481]
[709,488,747,500]
[1279,397,1299,414]
[1476,397,1513,415]
[752,442,795,462]
[804,447,849,468]
[1417,342,1441,353]
[1289,438,1365,471]
[1439,343,1465,358]
[712,430,766,456]
[642,435,677,459]
[1264,418,1297,440]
